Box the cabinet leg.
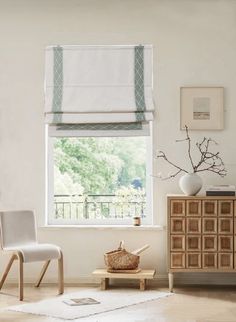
[168,273,174,292]
[101,278,109,290]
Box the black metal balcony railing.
[54,194,146,220]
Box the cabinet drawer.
[202,217,217,234]
[202,200,217,216]
[170,235,185,251]
[218,200,233,217]
[202,235,217,252]
[202,253,217,269]
[186,253,201,269]
[218,236,233,252]
[186,200,201,216]
[186,235,201,251]
[187,218,201,234]
[171,218,185,234]
[170,200,185,216]
[170,253,185,269]
[218,218,233,234]
[218,253,233,269]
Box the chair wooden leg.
[0,254,17,290]
[16,252,24,301]
[35,260,51,287]
[58,251,64,294]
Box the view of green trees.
[53,137,147,196]
[53,137,147,220]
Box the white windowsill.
[39,225,165,231]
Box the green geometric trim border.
[134,45,146,123]
[56,122,143,131]
[52,46,63,123]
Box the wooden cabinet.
[168,196,236,292]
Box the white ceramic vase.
[179,173,203,196]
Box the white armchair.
[0,210,64,300]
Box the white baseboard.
[3,275,166,286]
[4,273,236,286]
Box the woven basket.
[104,242,140,270]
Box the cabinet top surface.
[167,194,236,200]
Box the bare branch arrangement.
[157,125,227,180]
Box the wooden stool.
[92,269,156,291]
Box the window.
[45,45,154,225]
[47,131,152,225]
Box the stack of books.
[63,298,100,306]
[206,185,236,196]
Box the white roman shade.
[44,45,154,133]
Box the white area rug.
[8,288,172,320]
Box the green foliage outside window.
[54,137,146,195]
[53,137,147,219]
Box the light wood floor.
[1,284,236,322]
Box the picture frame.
[180,87,224,130]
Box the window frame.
[46,125,153,226]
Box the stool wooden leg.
[140,279,146,291]
[168,273,174,292]
[101,278,109,290]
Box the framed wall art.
[180,87,224,130]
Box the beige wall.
[1,0,236,284]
